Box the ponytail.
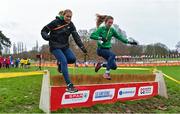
[58,9,72,16]
[58,10,64,16]
[96,14,114,28]
[96,14,107,28]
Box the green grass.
[0,75,43,113]
[47,66,153,75]
[156,66,180,80]
[0,67,38,73]
[0,66,179,113]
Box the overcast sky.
[0,0,179,51]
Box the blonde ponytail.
[58,9,72,16]
[58,10,64,16]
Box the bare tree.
[144,43,169,56]
[40,44,54,60]
[3,47,11,55]
[13,42,17,54]
[176,41,180,53]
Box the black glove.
[128,41,138,45]
[80,46,88,53]
[41,26,51,41]
[41,32,50,41]
[99,37,108,42]
[45,35,50,41]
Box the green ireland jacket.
[90,26,129,48]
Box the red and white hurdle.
[39,70,168,113]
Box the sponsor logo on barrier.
[93,88,115,101]
[117,87,136,98]
[61,90,90,104]
[138,86,153,96]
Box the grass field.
[0,66,179,113]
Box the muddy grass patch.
[50,74,156,86]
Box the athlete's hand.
[128,41,138,45]
[99,37,108,42]
[81,46,88,53]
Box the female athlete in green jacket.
[90,14,137,80]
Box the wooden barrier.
[39,70,168,113]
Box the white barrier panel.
[39,70,50,113]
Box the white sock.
[101,64,103,66]
[105,70,110,74]
[101,62,106,66]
